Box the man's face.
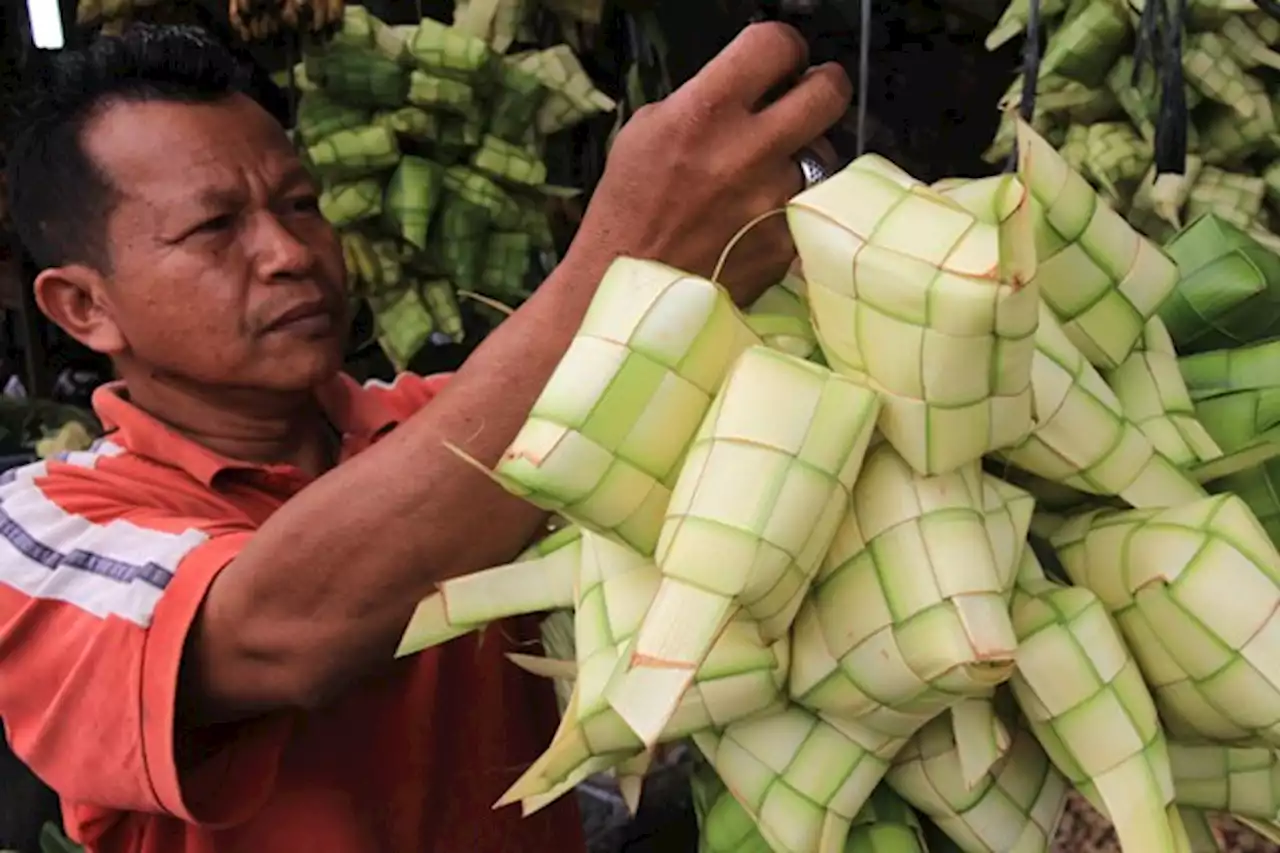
[79,93,348,393]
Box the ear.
[33,265,127,356]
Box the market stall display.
[12,0,1280,849]
[292,5,614,369]
[392,115,1280,853]
[983,0,1280,255]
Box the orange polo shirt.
[0,373,583,853]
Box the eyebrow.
[173,164,315,214]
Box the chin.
[262,340,347,392]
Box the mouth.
[263,300,338,335]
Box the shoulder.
[355,372,453,420]
[0,441,250,627]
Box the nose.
[251,211,317,280]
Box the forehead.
[81,94,299,201]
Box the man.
[0,20,849,853]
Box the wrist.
[553,236,619,296]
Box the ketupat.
[1008,559,1190,853]
[509,45,617,135]
[844,786,931,853]
[406,16,500,80]
[1181,339,1280,545]
[787,154,1038,477]
[995,302,1206,509]
[1179,807,1225,853]
[296,90,371,146]
[368,286,439,369]
[306,124,401,180]
[298,5,613,369]
[1101,316,1223,468]
[1184,32,1267,121]
[1035,0,1131,87]
[372,105,441,141]
[395,524,582,656]
[746,281,819,360]
[691,761,932,853]
[407,69,479,115]
[305,43,410,109]
[1185,167,1267,232]
[1159,214,1280,353]
[1053,494,1280,747]
[319,177,383,227]
[340,22,1280,834]
[604,345,879,747]
[497,530,789,808]
[787,443,1018,741]
[421,279,464,342]
[1128,159,1203,243]
[977,474,1037,594]
[692,759,777,853]
[949,696,1011,787]
[692,706,900,853]
[1014,117,1179,370]
[984,0,1280,255]
[694,764,941,853]
[985,0,1068,51]
[485,258,760,555]
[479,232,535,303]
[1169,742,1280,821]
[885,695,1070,853]
[1080,122,1152,208]
[470,135,548,186]
[382,156,444,249]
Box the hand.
[569,23,851,307]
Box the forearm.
[191,246,612,719]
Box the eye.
[193,213,235,234]
[286,194,321,215]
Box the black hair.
[3,24,256,271]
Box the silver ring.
[796,148,832,189]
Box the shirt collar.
[91,374,403,487]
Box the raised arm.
[187,23,852,722]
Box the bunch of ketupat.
[983,0,1280,257]
[387,116,1280,853]
[290,4,614,369]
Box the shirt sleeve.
[0,460,290,829]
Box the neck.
[118,368,335,476]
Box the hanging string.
[855,0,870,157]
[1006,0,1042,173]
[1154,0,1188,178]
[1132,0,1161,76]
[1133,0,1188,179]
[1255,0,1280,21]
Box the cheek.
[115,287,251,372]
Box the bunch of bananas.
[230,0,345,42]
[294,5,614,369]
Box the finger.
[806,137,839,167]
[758,62,852,157]
[681,23,811,113]
[718,215,797,305]
[779,136,839,197]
